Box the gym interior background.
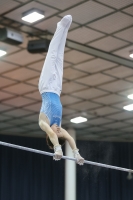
[0,0,133,200]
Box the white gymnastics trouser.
[38,15,72,96]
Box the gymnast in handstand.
[38,15,84,165]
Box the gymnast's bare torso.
[38,15,84,165]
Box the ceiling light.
[128,94,133,100]
[22,9,45,23]
[0,50,7,57]
[70,116,87,124]
[123,104,133,111]
[129,50,133,58]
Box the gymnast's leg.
[54,15,72,93]
[38,15,72,94]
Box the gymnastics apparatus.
[0,141,133,173]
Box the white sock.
[58,15,72,29]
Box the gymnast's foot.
[58,15,72,29]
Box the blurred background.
[0,0,133,199]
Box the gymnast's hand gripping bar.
[0,141,133,173]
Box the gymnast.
[38,15,84,165]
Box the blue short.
[40,92,62,127]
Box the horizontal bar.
[0,141,133,173]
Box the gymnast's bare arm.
[39,113,63,160]
[39,113,59,147]
[60,128,84,165]
[60,128,77,149]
